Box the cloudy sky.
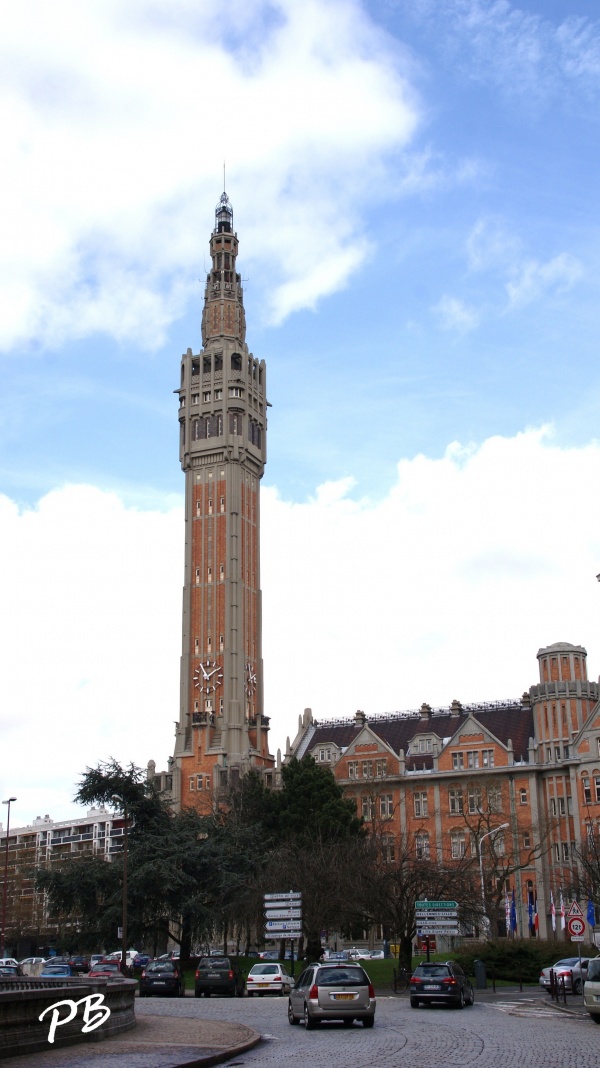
[2,0,600,828]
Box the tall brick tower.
[169,192,273,810]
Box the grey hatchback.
[410,961,474,1008]
[288,962,376,1028]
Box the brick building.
[152,191,274,811]
[0,807,125,955]
[287,642,600,940]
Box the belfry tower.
[170,192,273,810]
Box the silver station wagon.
[288,961,376,1029]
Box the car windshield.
[319,967,368,985]
[414,965,450,977]
[250,965,280,975]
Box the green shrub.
[452,939,595,983]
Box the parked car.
[410,961,474,1008]
[258,951,279,960]
[584,957,600,1023]
[69,955,90,974]
[0,965,21,977]
[88,961,122,978]
[246,962,292,997]
[321,950,350,962]
[133,953,151,968]
[40,963,74,977]
[288,961,376,1028]
[90,954,105,968]
[539,957,591,994]
[0,958,19,968]
[139,959,185,997]
[195,956,244,998]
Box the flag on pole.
[505,891,511,932]
[560,892,566,930]
[534,895,539,934]
[528,890,534,933]
[510,889,517,933]
[550,890,556,932]
[588,897,596,928]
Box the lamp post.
[111,795,128,975]
[478,822,509,938]
[1,797,17,958]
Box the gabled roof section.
[297,700,533,763]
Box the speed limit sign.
[567,916,585,937]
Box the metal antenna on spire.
[223,161,226,193]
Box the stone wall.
[0,976,136,1059]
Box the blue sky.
[2,0,600,826]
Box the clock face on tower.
[245,661,257,696]
[193,658,223,694]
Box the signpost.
[264,891,302,977]
[415,901,459,960]
[566,904,585,1000]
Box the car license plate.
[153,981,166,985]
[256,983,269,987]
[424,984,440,990]
[333,993,354,1000]
[207,973,219,978]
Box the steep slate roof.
[305,700,534,764]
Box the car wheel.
[410,997,419,1008]
[590,1014,600,1025]
[457,989,466,1009]
[304,1004,319,1030]
[466,987,475,1006]
[288,1000,300,1025]
[362,1016,374,1028]
[574,979,582,995]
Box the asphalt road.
[138,991,599,1068]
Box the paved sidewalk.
[0,1013,262,1068]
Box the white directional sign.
[264,908,302,920]
[418,927,459,935]
[264,892,302,901]
[265,919,302,931]
[415,911,458,919]
[415,919,459,927]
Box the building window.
[482,749,494,767]
[189,778,195,791]
[219,634,224,652]
[488,786,502,813]
[467,788,482,814]
[220,496,225,513]
[416,833,430,859]
[194,638,199,654]
[496,835,505,856]
[452,752,464,770]
[207,636,212,652]
[229,386,243,398]
[362,760,373,778]
[196,501,201,514]
[555,746,561,761]
[375,759,387,777]
[583,778,592,804]
[449,788,463,815]
[520,788,528,804]
[523,832,531,848]
[564,744,570,758]
[195,568,200,583]
[192,393,199,404]
[380,794,393,818]
[318,748,332,762]
[203,391,211,402]
[348,761,358,779]
[414,791,428,818]
[196,775,203,790]
[467,751,480,769]
[205,776,210,790]
[361,797,374,821]
[381,834,395,862]
[562,842,570,860]
[208,498,213,514]
[219,564,225,581]
[546,747,552,762]
[595,776,600,803]
[451,832,466,859]
[207,567,212,583]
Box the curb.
[166,1030,263,1068]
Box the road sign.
[415,900,458,910]
[415,919,459,927]
[264,892,302,901]
[265,908,302,920]
[570,936,585,942]
[264,929,301,939]
[567,900,583,919]
[265,919,302,931]
[567,916,585,937]
[415,911,458,919]
[418,927,459,935]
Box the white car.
[0,958,19,968]
[246,962,292,996]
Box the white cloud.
[4,427,600,826]
[506,252,583,308]
[432,294,479,332]
[410,0,600,104]
[0,0,421,352]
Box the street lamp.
[478,822,509,939]
[1,797,17,958]
[111,795,128,975]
